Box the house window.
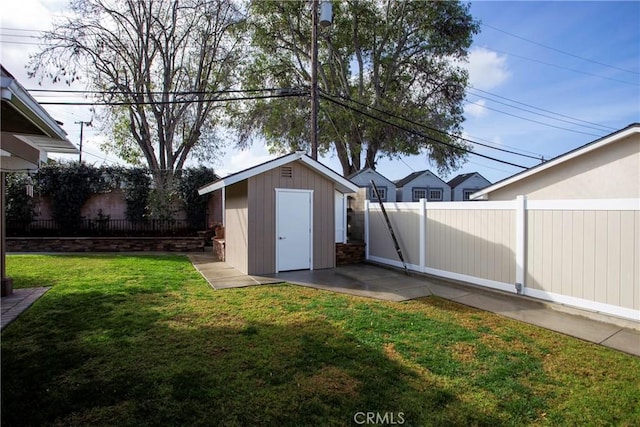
[463,189,474,201]
[428,188,443,201]
[412,188,427,201]
[369,186,387,201]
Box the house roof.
[347,167,395,187]
[346,167,372,180]
[394,170,446,188]
[447,173,475,189]
[198,152,360,195]
[447,172,489,189]
[1,65,77,171]
[471,123,640,200]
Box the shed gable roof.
[198,152,359,195]
[471,123,640,200]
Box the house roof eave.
[471,123,640,200]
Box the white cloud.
[217,145,278,177]
[464,99,488,118]
[464,47,511,90]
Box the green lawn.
[2,255,639,426]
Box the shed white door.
[276,189,312,272]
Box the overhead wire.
[466,92,613,133]
[326,91,545,161]
[467,87,617,131]
[481,23,639,75]
[320,93,529,169]
[35,91,305,106]
[488,47,639,87]
[464,100,603,137]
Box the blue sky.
[1,1,638,184]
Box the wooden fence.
[365,197,639,322]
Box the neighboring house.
[447,172,491,201]
[347,167,397,202]
[198,152,358,275]
[395,170,451,202]
[1,65,77,295]
[472,123,640,201]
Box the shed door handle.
[279,236,286,240]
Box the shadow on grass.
[1,289,505,427]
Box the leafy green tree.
[29,0,243,212]
[233,0,479,176]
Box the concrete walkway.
[187,254,640,357]
[1,287,50,331]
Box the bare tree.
[30,0,243,215]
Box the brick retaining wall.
[336,242,365,265]
[7,237,205,252]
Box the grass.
[2,254,639,426]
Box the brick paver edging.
[1,287,50,331]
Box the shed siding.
[247,162,335,275]
[224,181,249,274]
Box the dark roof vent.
[281,166,293,178]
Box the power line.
[326,91,544,161]
[28,87,294,95]
[464,100,603,137]
[320,93,529,169]
[467,87,617,131]
[490,47,639,87]
[465,94,610,133]
[36,91,305,106]
[482,23,639,75]
[0,40,46,46]
[461,132,547,158]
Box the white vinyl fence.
[365,197,640,322]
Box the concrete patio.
[188,253,640,357]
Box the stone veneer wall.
[336,242,365,265]
[8,237,205,252]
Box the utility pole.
[74,120,91,162]
[310,0,332,161]
[310,0,319,160]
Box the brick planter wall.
[336,242,365,265]
[7,237,205,253]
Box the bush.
[5,173,36,229]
